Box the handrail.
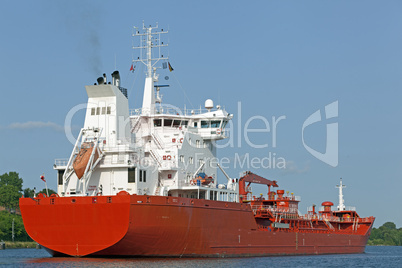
[130,106,227,116]
[151,133,164,149]
[149,149,162,167]
[54,159,69,167]
[250,205,374,224]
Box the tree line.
[0,172,55,241]
[368,222,402,246]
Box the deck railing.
[130,106,226,116]
[251,205,374,224]
[54,159,68,167]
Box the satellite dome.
[205,99,214,110]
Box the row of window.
[57,168,147,186]
[128,167,146,183]
[91,106,112,116]
[180,156,204,166]
[188,139,206,148]
[154,119,188,127]
[153,118,228,129]
[196,120,221,128]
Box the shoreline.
[1,241,38,249]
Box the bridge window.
[107,107,111,114]
[182,120,189,127]
[194,122,198,127]
[91,108,96,115]
[96,107,100,115]
[211,120,221,128]
[154,119,162,127]
[173,120,181,127]
[164,119,173,127]
[102,107,106,114]
[222,120,228,129]
[58,170,65,185]
[201,121,209,128]
[128,167,136,183]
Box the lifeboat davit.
[73,142,99,179]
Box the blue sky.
[1,0,401,227]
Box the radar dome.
[205,99,214,110]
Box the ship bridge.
[130,104,232,141]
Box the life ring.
[179,138,183,143]
[167,155,171,160]
[172,138,176,143]
[216,128,221,135]
[163,155,167,160]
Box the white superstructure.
[54,23,237,202]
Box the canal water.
[0,246,401,267]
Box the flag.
[130,64,135,72]
[40,174,46,183]
[168,62,174,72]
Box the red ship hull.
[20,194,374,257]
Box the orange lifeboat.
[73,142,99,179]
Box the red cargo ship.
[19,23,374,257]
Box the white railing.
[151,133,164,149]
[274,195,301,201]
[302,214,373,223]
[251,205,299,215]
[54,159,68,167]
[130,106,226,116]
[251,205,374,225]
[131,116,141,132]
[149,149,162,167]
[319,206,356,212]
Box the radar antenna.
[132,22,169,115]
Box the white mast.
[336,178,346,211]
[132,22,168,115]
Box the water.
[0,246,401,267]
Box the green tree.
[0,211,31,241]
[38,188,57,196]
[382,222,396,230]
[368,222,402,246]
[0,172,23,191]
[23,188,35,198]
[0,185,21,211]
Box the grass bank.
[2,241,37,249]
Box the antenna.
[132,22,169,115]
[132,22,169,78]
[336,178,346,211]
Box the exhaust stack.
[97,77,104,85]
[111,71,120,87]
